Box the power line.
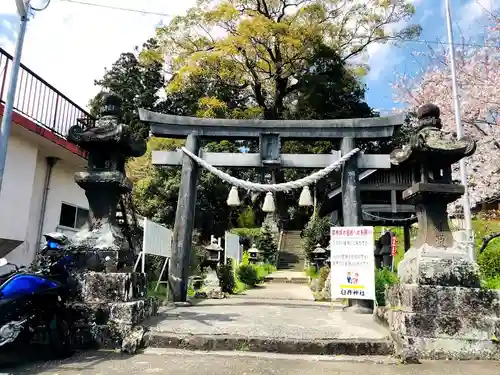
[59,0,174,17]
[474,0,499,20]
[59,0,499,49]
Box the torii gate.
[139,109,404,304]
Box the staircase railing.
[275,230,284,268]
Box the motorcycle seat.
[0,271,15,286]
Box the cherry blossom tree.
[393,20,500,211]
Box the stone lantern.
[385,104,490,360]
[204,239,223,268]
[247,245,261,264]
[200,239,225,299]
[312,244,327,269]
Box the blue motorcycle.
[0,233,75,358]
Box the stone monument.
[66,93,158,352]
[386,104,500,360]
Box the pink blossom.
[393,20,500,212]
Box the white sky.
[0,0,196,108]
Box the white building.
[0,47,91,266]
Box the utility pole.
[0,0,50,199]
[0,2,29,197]
[444,0,475,261]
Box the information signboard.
[330,226,375,301]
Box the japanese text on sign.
[330,253,370,267]
[329,226,375,301]
[331,228,370,237]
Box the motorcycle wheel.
[47,314,73,359]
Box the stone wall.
[385,246,500,360]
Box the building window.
[59,203,89,229]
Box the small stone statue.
[67,93,147,271]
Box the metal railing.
[0,46,92,138]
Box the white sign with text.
[330,226,375,301]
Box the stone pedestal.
[201,270,225,299]
[386,245,500,360]
[69,170,135,271]
[70,272,158,352]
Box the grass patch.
[305,266,318,278]
[483,275,500,290]
[255,263,276,280]
[147,282,169,299]
[233,277,248,294]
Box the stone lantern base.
[386,244,500,360]
[68,271,159,353]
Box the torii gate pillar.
[170,132,200,302]
[341,136,373,314]
[341,137,362,227]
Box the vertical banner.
[390,234,397,257]
[330,226,375,301]
[390,233,397,271]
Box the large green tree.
[143,0,419,227]
[89,38,165,140]
[146,0,420,120]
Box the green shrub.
[483,275,500,290]
[231,258,247,294]
[241,251,250,265]
[301,214,331,261]
[478,243,500,279]
[255,222,278,263]
[318,266,330,291]
[375,267,398,306]
[217,262,236,294]
[237,264,259,287]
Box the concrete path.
[232,281,315,301]
[142,293,391,355]
[148,297,385,341]
[6,349,500,374]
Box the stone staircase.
[277,230,305,271]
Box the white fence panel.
[225,231,241,263]
[143,218,172,258]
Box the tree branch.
[479,232,500,253]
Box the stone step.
[277,267,304,272]
[265,276,309,284]
[282,244,303,249]
[278,259,304,266]
[280,246,303,252]
[144,332,394,356]
[283,237,302,242]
